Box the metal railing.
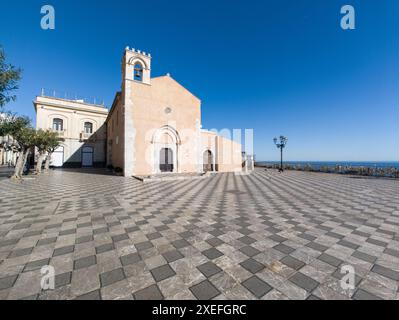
[40,88,106,107]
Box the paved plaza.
[0,168,398,300]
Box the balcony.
[51,129,66,139]
[80,132,94,141]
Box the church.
[34,47,243,177]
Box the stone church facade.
[34,48,242,177]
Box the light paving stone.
[1,168,399,299]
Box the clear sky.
[1,0,398,161]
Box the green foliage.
[14,126,36,149]
[0,46,22,108]
[0,113,30,138]
[34,129,60,152]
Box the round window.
[165,107,172,114]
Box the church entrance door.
[160,148,173,172]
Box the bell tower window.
[134,62,143,81]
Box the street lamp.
[273,136,288,172]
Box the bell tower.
[122,47,152,85]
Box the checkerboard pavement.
[0,168,398,300]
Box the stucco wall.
[106,94,125,170]
[216,136,243,172]
[126,75,202,176]
[34,96,108,167]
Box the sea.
[257,161,399,170]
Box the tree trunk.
[12,148,27,179]
[44,153,52,171]
[35,152,46,174]
[18,149,30,177]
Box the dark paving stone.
[239,246,261,257]
[352,251,377,263]
[23,230,43,237]
[189,280,221,300]
[238,236,257,245]
[280,256,305,271]
[23,258,50,272]
[75,235,94,244]
[120,252,141,266]
[74,255,96,270]
[171,239,190,249]
[135,241,154,251]
[337,239,359,250]
[352,289,383,300]
[93,227,108,235]
[242,276,272,298]
[95,243,114,254]
[0,238,19,247]
[8,247,34,258]
[100,268,125,287]
[197,261,222,277]
[179,231,195,239]
[270,234,288,242]
[0,275,18,290]
[240,258,265,274]
[371,264,399,281]
[273,244,295,255]
[202,248,223,260]
[326,232,345,240]
[318,253,342,267]
[76,289,101,300]
[55,272,72,288]
[383,248,399,258]
[134,284,164,300]
[111,233,129,242]
[125,226,140,233]
[306,242,328,252]
[150,264,176,282]
[59,229,76,236]
[289,272,319,292]
[146,232,162,240]
[37,237,57,246]
[366,238,388,247]
[53,245,74,257]
[307,294,321,300]
[206,238,224,247]
[162,250,184,263]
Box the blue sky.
[1,0,398,161]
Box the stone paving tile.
[0,168,398,300]
[189,280,221,300]
[133,284,164,300]
[150,264,176,282]
[242,276,273,298]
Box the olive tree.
[43,131,60,171]
[0,46,22,109]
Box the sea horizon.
[257,161,399,169]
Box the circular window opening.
[165,107,172,114]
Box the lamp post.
[273,136,288,172]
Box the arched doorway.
[160,148,173,172]
[152,125,181,174]
[203,150,213,172]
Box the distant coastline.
[256,161,399,178]
[257,161,399,169]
